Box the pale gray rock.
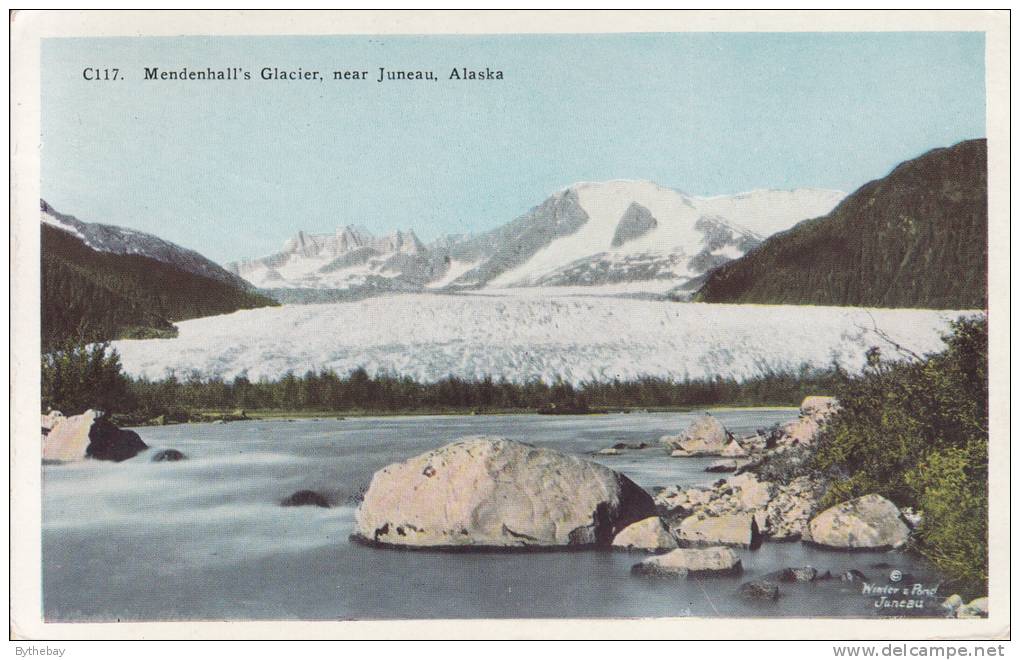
[720,439,749,458]
[42,410,100,462]
[631,547,742,578]
[808,494,911,550]
[660,414,730,455]
[355,436,655,549]
[675,512,762,548]
[611,516,678,552]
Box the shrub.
[810,315,987,593]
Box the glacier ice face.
[110,291,970,385]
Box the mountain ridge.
[40,202,277,350]
[41,200,254,290]
[693,139,987,310]
[225,181,844,296]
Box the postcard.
[9,9,1010,640]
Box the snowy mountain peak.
[228,225,431,290]
[227,181,845,296]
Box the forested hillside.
[695,139,987,309]
[42,224,276,350]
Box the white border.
[9,9,1011,640]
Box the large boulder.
[807,494,911,550]
[631,547,742,578]
[86,417,149,462]
[675,513,762,548]
[612,516,678,552]
[42,409,98,461]
[42,410,147,463]
[660,414,730,455]
[354,437,656,549]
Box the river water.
[42,410,945,621]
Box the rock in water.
[808,494,911,550]
[41,410,65,435]
[612,516,678,552]
[355,436,656,549]
[42,410,147,463]
[151,449,187,462]
[85,417,148,462]
[282,490,331,508]
[740,579,780,601]
[774,566,818,583]
[705,459,739,473]
[660,414,730,455]
[631,547,742,578]
[42,410,99,461]
[676,513,762,549]
[720,440,748,458]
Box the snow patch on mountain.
[485,180,842,288]
[426,259,480,289]
[111,292,965,386]
[225,181,844,297]
[40,200,251,289]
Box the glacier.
[110,291,974,385]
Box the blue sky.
[41,32,986,263]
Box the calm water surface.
[42,410,944,620]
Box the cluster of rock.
[656,471,823,544]
[654,397,913,550]
[660,414,745,458]
[42,409,188,463]
[42,409,148,462]
[348,400,985,611]
[942,595,989,619]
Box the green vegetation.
[42,224,277,351]
[695,139,987,309]
[42,340,132,416]
[41,341,840,420]
[809,316,988,595]
[121,364,838,422]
